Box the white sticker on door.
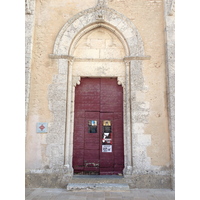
[102,145,112,152]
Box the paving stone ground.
[25,188,175,200]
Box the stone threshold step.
[67,183,130,191]
[73,175,124,179]
[70,175,127,184]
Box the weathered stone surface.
[25,0,36,120]
[129,174,171,189]
[25,173,171,189]
[25,0,174,189]
[25,173,72,188]
[67,183,130,191]
[164,0,175,190]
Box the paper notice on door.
[102,145,112,152]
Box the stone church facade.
[25,0,175,189]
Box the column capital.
[124,60,131,67]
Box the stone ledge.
[124,56,151,61]
[25,173,171,189]
[49,54,151,61]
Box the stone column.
[47,59,69,169]
[64,58,74,175]
[129,60,145,173]
[69,77,81,172]
[123,61,133,176]
[25,0,35,129]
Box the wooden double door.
[73,78,124,175]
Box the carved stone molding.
[97,0,108,7]
[68,58,74,66]
[95,9,106,21]
[25,0,31,14]
[74,58,123,62]
[124,56,151,61]
[25,0,35,128]
[49,56,151,62]
[49,54,74,60]
[69,22,130,56]
[72,76,124,88]
[72,76,81,87]
[53,5,145,56]
[168,0,175,16]
[124,60,130,67]
[165,0,175,191]
[117,77,125,88]
[95,0,109,21]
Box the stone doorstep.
[70,175,127,184]
[66,183,130,191]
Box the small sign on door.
[88,120,98,133]
[102,145,112,152]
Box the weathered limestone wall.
[25,0,173,188]
[109,0,170,167]
[25,0,96,167]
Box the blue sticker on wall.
[36,122,48,133]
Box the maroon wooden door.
[73,78,124,175]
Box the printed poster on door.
[102,120,112,152]
[102,133,112,152]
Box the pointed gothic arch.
[49,3,151,176]
[52,5,145,57]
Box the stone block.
[106,39,123,49]
[100,49,124,59]
[131,174,171,189]
[48,122,66,134]
[49,88,67,99]
[132,111,149,123]
[45,145,65,167]
[106,13,122,27]
[75,48,100,58]
[49,84,67,92]
[136,91,146,102]
[52,111,67,122]
[90,39,106,48]
[137,134,151,146]
[46,133,65,145]
[58,65,68,75]
[53,75,67,84]
[117,19,129,33]
[49,100,66,112]
[123,27,135,39]
[25,173,71,188]
[133,123,145,134]
[139,102,150,109]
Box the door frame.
[73,78,124,175]
[70,76,127,173]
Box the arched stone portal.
[72,27,125,175]
[49,1,151,176]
